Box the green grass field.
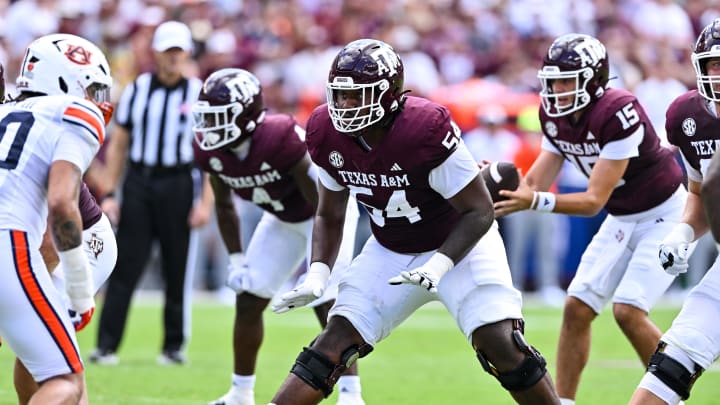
[1,298,718,404]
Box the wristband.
[670,223,695,243]
[532,191,556,212]
[229,252,246,270]
[425,252,455,278]
[307,262,331,284]
[530,192,539,210]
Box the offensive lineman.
[269,38,560,404]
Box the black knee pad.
[647,341,703,401]
[476,319,547,392]
[290,343,373,397]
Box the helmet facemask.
[192,101,245,151]
[538,65,595,117]
[192,68,266,151]
[327,77,391,134]
[692,49,720,103]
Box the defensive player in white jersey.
[629,19,720,405]
[494,34,686,404]
[13,183,118,404]
[0,33,112,404]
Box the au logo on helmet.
[64,45,93,65]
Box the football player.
[493,34,687,404]
[268,39,560,405]
[0,33,112,403]
[192,68,364,405]
[629,18,720,405]
[14,183,118,404]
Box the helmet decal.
[64,45,94,65]
[370,47,401,77]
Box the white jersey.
[0,95,104,247]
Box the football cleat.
[208,388,254,405]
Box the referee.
[91,20,212,365]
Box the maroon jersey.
[540,88,682,215]
[79,182,102,230]
[193,114,314,223]
[666,90,720,178]
[307,96,462,253]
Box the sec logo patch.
[329,151,344,168]
[682,118,696,137]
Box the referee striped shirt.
[114,72,202,168]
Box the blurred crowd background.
[2,0,717,304]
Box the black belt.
[129,162,192,177]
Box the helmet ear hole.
[58,77,68,94]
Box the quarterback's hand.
[69,307,95,332]
[388,253,454,293]
[226,253,249,293]
[272,262,330,314]
[659,223,694,276]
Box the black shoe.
[88,348,119,365]
[157,350,187,365]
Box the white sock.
[337,376,361,394]
[231,374,256,391]
[559,399,575,405]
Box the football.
[480,161,520,203]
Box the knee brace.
[647,341,703,400]
[476,319,547,392]
[290,343,373,397]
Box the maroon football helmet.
[693,18,720,102]
[537,33,609,117]
[192,68,265,151]
[326,39,405,135]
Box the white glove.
[226,253,249,293]
[271,262,330,314]
[659,223,694,276]
[388,253,454,293]
[59,245,95,314]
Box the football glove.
[226,253,249,293]
[271,262,330,314]
[69,307,95,332]
[388,253,454,293]
[659,223,694,276]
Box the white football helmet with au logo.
[192,68,266,151]
[16,33,112,105]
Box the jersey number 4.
[0,112,34,170]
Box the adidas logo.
[260,162,272,171]
[390,163,402,171]
[587,132,595,140]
